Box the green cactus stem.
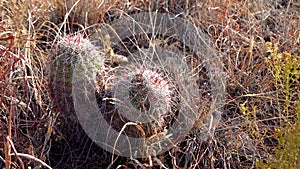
[48,34,104,119]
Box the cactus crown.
[128,68,175,112]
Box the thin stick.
[7,136,24,169]
[0,155,5,163]
[9,153,52,169]
[112,122,137,162]
[6,137,52,169]
[5,74,13,169]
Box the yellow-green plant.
[265,42,299,119]
[260,43,300,168]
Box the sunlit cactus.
[101,66,180,137]
[48,34,104,119]
[48,33,181,137]
[128,68,179,129]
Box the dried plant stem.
[112,122,138,161]
[7,136,52,169]
[9,153,52,169]
[5,79,13,169]
[7,136,24,169]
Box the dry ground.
[0,0,299,168]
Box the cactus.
[102,65,180,137]
[48,33,181,139]
[129,68,179,130]
[48,34,104,119]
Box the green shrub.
[260,43,300,169]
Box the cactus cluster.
[48,33,180,137]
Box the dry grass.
[0,0,299,168]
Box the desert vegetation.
[0,0,299,168]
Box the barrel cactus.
[48,34,104,119]
[99,65,180,137]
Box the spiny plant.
[128,68,178,119]
[95,59,180,139]
[48,33,104,119]
[88,34,182,139]
[119,67,180,137]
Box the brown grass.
[0,0,299,168]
